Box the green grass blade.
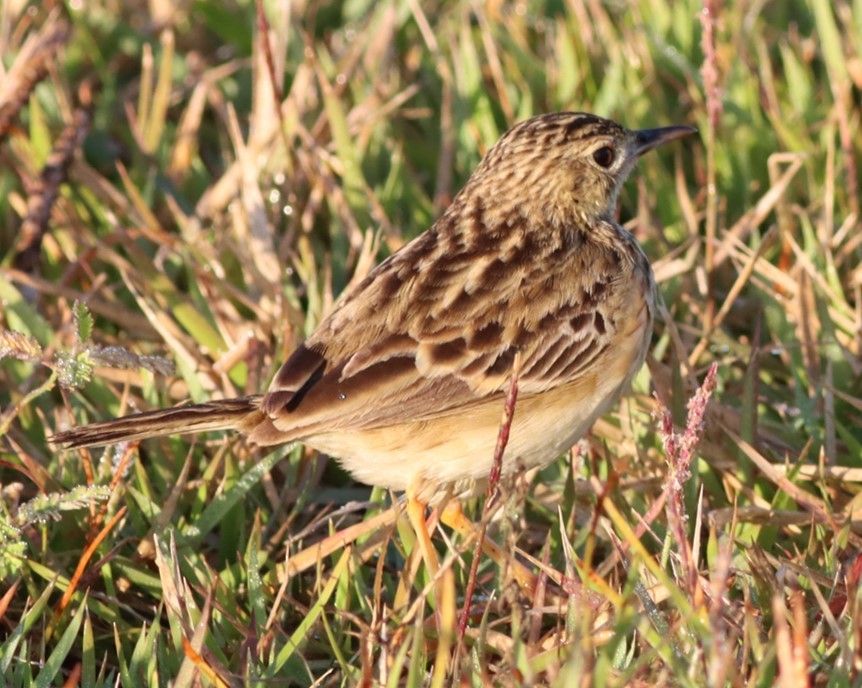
[34,594,88,688]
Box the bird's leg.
[439,500,538,598]
[405,482,439,581]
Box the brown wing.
[252,208,644,444]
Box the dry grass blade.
[0,328,42,361]
[714,154,805,267]
[708,506,834,530]
[14,83,93,274]
[0,579,21,624]
[725,429,839,529]
[688,227,778,365]
[774,463,862,482]
[0,11,70,143]
[226,104,282,290]
[283,505,399,578]
[50,506,127,637]
[254,0,294,175]
[2,2,860,684]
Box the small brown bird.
[54,112,695,579]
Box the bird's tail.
[51,395,266,449]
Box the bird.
[54,112,696,584]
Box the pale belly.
[305,311,650,503]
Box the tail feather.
[52,395,266,449]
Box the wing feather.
[256,217,648,442]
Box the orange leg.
[440,500,538,598]
[405,483,440,581]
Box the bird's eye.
[592,146,616,168]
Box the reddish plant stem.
[458,352,523,638]
[660,363,718,597]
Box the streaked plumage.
[54,113,696,506]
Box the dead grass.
[1,0,862,685]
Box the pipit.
[54,112,695,585]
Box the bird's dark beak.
[634,126,698,156]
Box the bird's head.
[462,112,696,230]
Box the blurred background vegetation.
[0,0,861,685]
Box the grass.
[1,0,861,684]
